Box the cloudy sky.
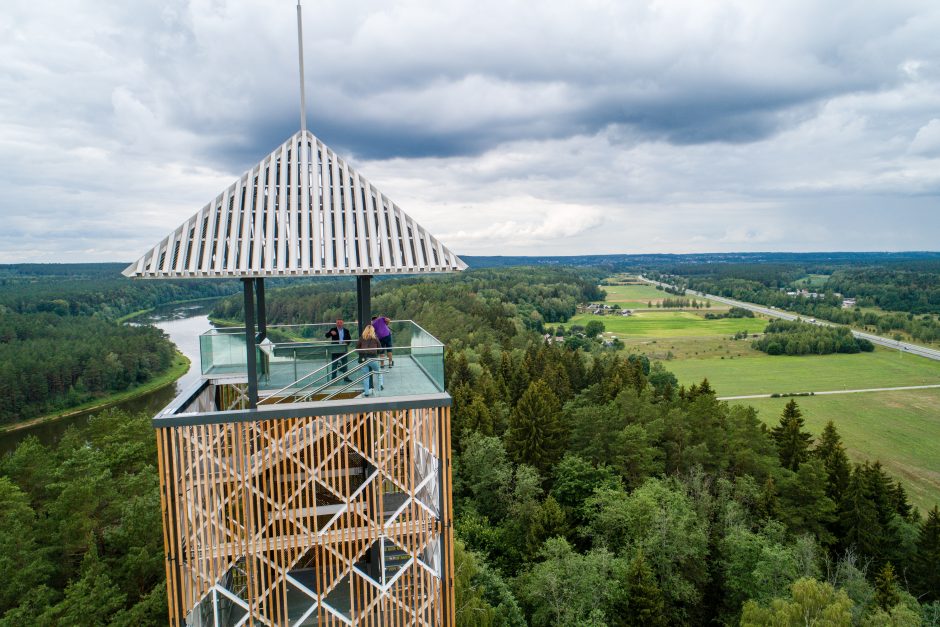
[3,0,940,263]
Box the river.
[0,300,215,454]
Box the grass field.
[734,389,940,512]
[600,284,671,304]
[665,348,940,397]
[791,274,830,288]
[570,310,767,338]
[597,283,726,309]
[622,335,761,360]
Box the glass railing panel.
[201,320,445,399]
[200,328,249,376]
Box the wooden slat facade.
[156,406,455,626]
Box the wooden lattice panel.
[155,406,454,626]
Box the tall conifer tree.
[625,549,667,627]
[913,506,940,602]
[874,563,901,611]
[505,380,564,474]
[814,421,851,503]
[770,400,812,471]
[839,465,881,559]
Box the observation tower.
[124,4,464,625]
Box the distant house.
[842,298,857,308]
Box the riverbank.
[115,295,231,323]
[0,352,190,434]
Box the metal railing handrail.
[258,349,351,405]
[263,356,384,405]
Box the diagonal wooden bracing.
[156,406,454,626]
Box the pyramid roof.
[124,130,466,279]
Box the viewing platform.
[201,320,444,402]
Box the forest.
[751,321,875,356]
[1,265,939,625]
[0,313,174,424]
[0,264,238,425]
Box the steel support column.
[356,275,371,337]
[242,278,258,408]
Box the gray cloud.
[1,0,939,262]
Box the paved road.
[718,383,940,401]
[638,276,940,362]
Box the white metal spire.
[123,130,467,279]
[296,0,307,134]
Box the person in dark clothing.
[325,319,352,382]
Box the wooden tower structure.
[124,4,464,624]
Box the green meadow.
[598,283,726,309]
[598,283,670,305]
[735,389,940,512]
[665,348,940,397]
[569,310,767,338]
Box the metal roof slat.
[329,153,343,271]
[222,180,242,272]
[124,130,465,278]
[212,187,232,272]
[264,153,277,272]
[276,140,289,272]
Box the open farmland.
[665,347,940,397]
[569,310,767,337]
[735,389,940,512]
[597,283,726,309]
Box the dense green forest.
[0,264,238,425]
[0,314,174,424]
[0,410,167,624]
[0,263,238,318]
[647,262,940,344]
[2,265,939,624]
[751,321,875,356]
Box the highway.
[638,276,940,362]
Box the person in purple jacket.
[371,315,393,368]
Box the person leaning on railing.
[325,319,352,383]
[371,314,393,368]
[356,324,384,397]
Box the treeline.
[827,262,940,315]
[212,267,606,342]
[0,313,174,425]
[705,306,754,320]
[0,410,168,624]
[752,321,875,356]
[660,297,708,309]
[649,266,940,345]
[0,263,238,319]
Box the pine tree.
[892,481,913,521]
[814,421,851,503]
[505,379,565,474]
[913,506,940,602]
[624,549,667,627]
[448,352,473,391]
[770,400,812,471]
[839,465,881,559]
[874,563,901,611]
